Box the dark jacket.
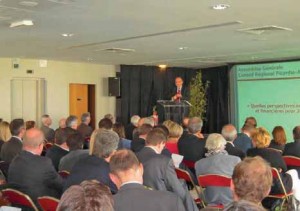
[45,145,69,171]
[0,137,22,163]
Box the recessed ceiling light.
[158,64,167,69]
[10,20,34,28]
[87,58,93,61]
[179,47,188,50]
[19,1,39,7]
[61,33,74,37]
[212,4,230,10]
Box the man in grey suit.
[40,114,55,142]
[137,128,198,211]
[1,119,25,163]
[110,149,185,211]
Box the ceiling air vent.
[237,25,292,35]
[99,48,136,53]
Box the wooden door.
[69,84,88,120]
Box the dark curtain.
[120,65,229,133]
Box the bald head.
[222,124,237,142]
[23,128,44,149]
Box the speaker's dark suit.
[45,144,69,171]
[169,86,190,101]
[63,155,117,193]
[225,142,245,160]
[7,151,63,203]
[0,137,22,163]
[114,183,185,211]
[137,147,198,211]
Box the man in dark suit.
[0,119,25,163]
[234,123,254,153]
[222,124,245,160]
[131,124,153,153]
[77,112,93,139]
[46,128,76,170]
[283,126,300,157]
[178,117,207,163]
[40,114,55,142]
[137,128,198,211]
[170,77,190,102]
[63,129,118,194]
[7,128,63,204]
[110,149,185,211]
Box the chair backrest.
[283,156,300,167]
[58,170,70,179]
[38,196,59,211]
[198,174,231,188]
[271,167,289,196]
[175,168,193,183]
[2,188,38,211]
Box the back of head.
[232,156,272,204]
[241,123,255,134]
[145,128,167,146]
[154,125,169,137]
[112,123,125,139]
[25,121,35,130]
[222,124,237,142]
[165,121,183,138]
[187,117,203,134]
[57,180,113,211]
[251,127,271,148]
[10,118,25,136]
[138,124,153,136]
[244,117,257,128]
[205,133,226,152]
[293,126,300,141]
[98,118,113,130]
[66,115,78,129]
[0,121,12,142]
[272,126,287,145]
[66,132,84,151]
[81,112,91,124]
[143,117,155,127]
[91,129,119,158]
[110,149,140,177]
[23,128,44,149]
[130,115,140,127]
[104,114,114,123]
[55,128,77,145]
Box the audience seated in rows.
[64,129,118,194]
[163,120,183,154]
[7,128,63,205]
[125,115,140,140]
[57,180,113,211]
[224,156,272,211]
[1,119,25,163]
[195,133,240,206]
[178,117,207,162]
[110,149,185,211]
[0,121,11,153]
[233,123,254,153]
[131,124,152,153]
[222,124,245,160]
[40,114,55,143]
[269,126,287,153]
[77,112,93,139]
[113,123,132,149]
[46,127,76,171]
[137,128,198,211]
[58,132,89,172]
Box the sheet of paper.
[172,153,184,168]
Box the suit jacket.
[225,142,245,160]
[77,123,93,139]
[131,138,145,153]
[114,183,185,211]
[170,85,190,101]
[0,137,22,163]
[45,145,69,171]
[125,123,136,140]
[40,125,55,142]
[58,149,89,172]
[64,155,117,193]
[283,141,300,157]
[178,133,207,162]
[233,133,253,153]
[195,153,240,206]
[137,147,198,211]
[7,151,63,203]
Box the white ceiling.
[1,0,300,68]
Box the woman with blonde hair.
[163,120,183,154]
[0,121,11,151]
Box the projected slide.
[233,61,300,142]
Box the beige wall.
[0,58,118,129]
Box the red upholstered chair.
[182,160,195,169]
[2,188,38,211]
[198,174,232,209]
[266,168,293,210]
[38,196,59,211]
[175,168,205,207]
[283,156,300,167]
[58,170,70,179]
